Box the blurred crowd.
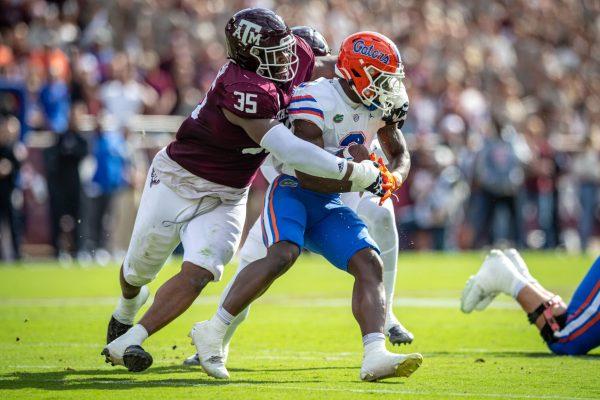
[0,0,599,261]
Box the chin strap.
[527,296,567,343]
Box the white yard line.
[0,377,594,400]
[0,296,518,309]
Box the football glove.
[382,100,409,128]
[369,153,402,205]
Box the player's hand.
[364,170,387,198]
[348,159,386,195]
[383,83,409,127]
[382,100,409,128]
[369,153,402,205]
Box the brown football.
[346,143,370,162]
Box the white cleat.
[360,350,422,382]
[473,292,497,311]
[461,249,525,313]
[183,344,229,367]
[189,321,229,379]
[183,353,200,367]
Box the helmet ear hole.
[351,68,362,78]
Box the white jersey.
[263,77,387,179]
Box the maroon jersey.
[167,36,315,188]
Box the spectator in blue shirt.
[39,66,70,134]
[84,113,128,253]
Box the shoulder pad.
[220,67,280,119]
[291,78,337,114]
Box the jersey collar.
[332,78,361,109]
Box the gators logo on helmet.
[336,31,405,115]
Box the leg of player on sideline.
[354,193,414,345]
[461,250,600,355]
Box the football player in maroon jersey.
[102,8,388,373]
[291,26,331,57]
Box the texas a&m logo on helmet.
[225,8,299,83]
[231,19,263,45]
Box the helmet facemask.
[250,34,299,83]
[355,64,405,115]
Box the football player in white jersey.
[184,29,413,370]
[188,31,421,382]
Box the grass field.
[0,252,599,400]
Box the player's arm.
[378,88,411,189]
[377,123,411,187]
[222,108,379,191]
[310,55,338,80]
[292,119,352,193]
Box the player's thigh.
[549,320,600,355]
[305,205,380,271]
[551,258,600,355]
[355,193,396,230]
[340,192,362,211]
[565,257,600,316]
[123,172,196,286]
[262,175,307,251]
[181,200,247,282]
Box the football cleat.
[461,250,525,313]
[102,329,153,372]
[122,345,153,372]
[360,350,422,382]
[106,316,132,344]
[101,345,152,372]
[183,353,200,367]
[473,292,497,311]
[385,316,414,345]
[183,344,229,367]
[503,248,537,284]
[189,321,229,379]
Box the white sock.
[498,264,528,299]
[220,257,252,349]
[126,324,149,346]
[363,333,386,356]
[511,278,528,299]
[211,307,233,336]
[113,286,150,325]
[223,306,250,348]
[504,249,538,284]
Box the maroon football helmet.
[291,26,331,57]
[225,8,298,83]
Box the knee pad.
[527,296,567,343]
[122,255,160,287]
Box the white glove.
[349,160,386,196]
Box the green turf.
[0,252,598,399]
